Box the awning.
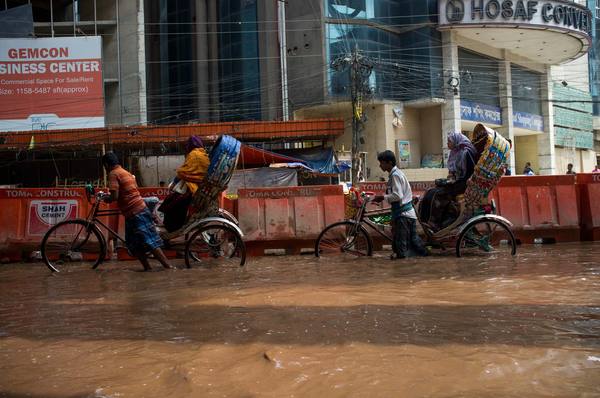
[238,145,345,175]
[238,145,306,169]
[0,119,345,149]
[273,147,340,174]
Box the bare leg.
[152,248,172,269]
[137,253,152,271]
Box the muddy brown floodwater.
[0,242,599,397]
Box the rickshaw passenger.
[176,136,210,194]
[420,131,479,229]
[160,136,210,232]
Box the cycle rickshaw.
[40,135,246,272]
[315,124,517,258]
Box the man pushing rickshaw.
[316,123,517,259]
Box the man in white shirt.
[373,150,428,259]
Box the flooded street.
[1,243,599,397]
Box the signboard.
[358,181,436,195]
[28,199,78,235]
[555,127,594,149]
[461,100,502,125]
[513,110,544,131]
[396,140,411,168]
[439,0,592,35]
[238,185,342,199]
[0,188,83,199]
[0,37,104,132]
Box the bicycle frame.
[84,196,239,246]
[350,196,393,244]
[84,197,126,245]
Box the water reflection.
[0,243,599,397]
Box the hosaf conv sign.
[440,0,593,35]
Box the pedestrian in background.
[523,162,535,175]
[593,165,600,173]
[566,163,576,175]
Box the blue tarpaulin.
[273,147,341,174]
[242,145,344,175]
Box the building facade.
[11,0,148,127]
[6,0,598,179]
[291,0,598,179]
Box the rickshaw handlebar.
[95,191,111,202]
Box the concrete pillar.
[207,0,220,121]
[194,0,210,121]
[538,66,557,175]
[137,0,147,125]
[257,1,281,121]
[498,55,515,172]
[441,30,461,165]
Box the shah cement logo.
[446,0,465,23]
[28,199,78,235]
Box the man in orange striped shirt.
[102,152,172,271]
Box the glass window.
[458,49,500,108]
[511,65,543,116]
[147,0,195,125]
[325,0,436,25]
[218,0,261,121]
[327,0,372,19]
[324,1,442,102]
[326,23,442,101]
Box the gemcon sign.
[439,0,593,36]
[0,36,104,132]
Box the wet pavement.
[0,242,599,397]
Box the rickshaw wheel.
[315,221,373,258]
[185,223,246,268]
[456,219,516,258]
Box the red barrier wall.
[358,180,435,197]
[237,185,344,254]
[357,180,435,214]
[577,173,600,241]
[0,175,593,262]
[0,188,91,260]
[491,175,580,243]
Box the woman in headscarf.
[446,131,479,188]
[176,135,210,194]
[160,136,210,232]
[419,131,479,230]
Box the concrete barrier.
[0,175,593,263]
[0,188,91,261]
[491,175,580,243]
[237,185,344,255]
[577,173,600,241]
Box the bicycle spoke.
[316,221,371,258]
[41,220,104,272]
[457,220,516,258]
[185,224,245,267]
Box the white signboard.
[439,0,592,37]
[0,36,104,132]
[28,199,79,236]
